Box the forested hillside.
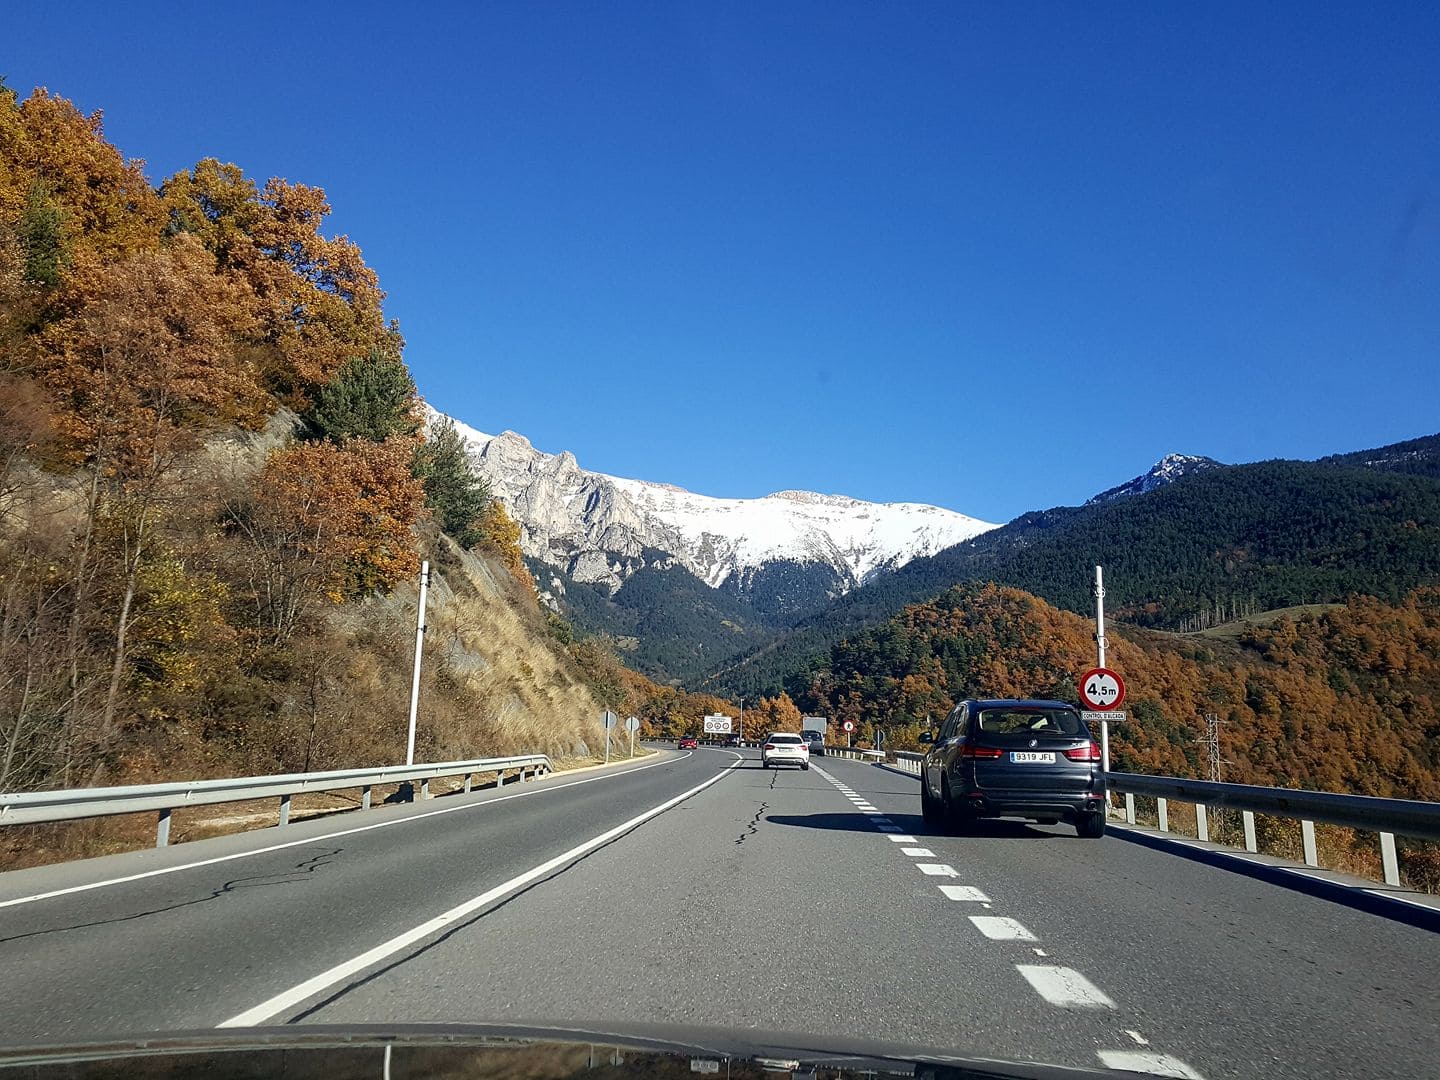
[0,83,711,813]
[788,583,1440,803]
[705,454,1440,697]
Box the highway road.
[0,746,1436,1079]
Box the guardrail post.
[420,778,430,800]
[362,785,372,811]
[1157,797,1169,832]
[279,794,291,827]
[496,769,504,788]
[156,808,172,847]
[1380,832,1401,886]
[464,773,472,794]
[1124,792,1136,825]
[1301,820,1317,866]
[1242,810,1257,852]
[1195,803,1209,842]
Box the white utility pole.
[1094,564,1110,774]
[405,560,431,768]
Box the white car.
[762,732,810,771]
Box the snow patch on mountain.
[1086,453,1224,505]
[430,407,999,593]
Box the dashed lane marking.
[916,863,959,877]
[1126,1031,1150,1046]
[900,847,935,857]
[886,834,917,843]
[937,885,990,901]
[1096,1052,1203,1079]
[1015,965,1116,1009]
[877,825,902,833]
[969,916,1037,941]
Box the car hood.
[0,1020,1152,1079]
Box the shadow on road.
[765,812,1059,839]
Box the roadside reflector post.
[1195,803,1209,841]
[1380,832,1401,886]
[156,808,172,847]
[279,793,291,827]
[1242,810,1257,852]
[1124,792,1136,825]
[464,773,472,794]
[362,785,372,811]
[1157,797,1169,832]
[1301,819,1318,866]
[420,778,430,800]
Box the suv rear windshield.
[975,709,1085,736]
[768,734,804,744]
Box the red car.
[678,736,699,750]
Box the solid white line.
[1015,965,1116,1008]
[0,754,683,910]
[218,760,741,1027]
[900,847,934,857]
[1125,1030,1150,1046]
[969,916,1037,941]
[886,834,917,843]
[1097,1052,1203,1078]
[938,885,990,902]
[917,863,959,877]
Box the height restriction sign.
[1079,667,1126,711]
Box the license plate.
[1010,752,1055,763]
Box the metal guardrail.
[1106,771,1440,887]
[0,754,553,847]
[832,747,1436,889]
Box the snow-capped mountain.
[429,407,999,594]
[1086,453,1224,505]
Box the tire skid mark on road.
[817,761,1208,1079]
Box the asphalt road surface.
[0,746,1436,1079]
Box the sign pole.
[405,560,430,769]
[1094,565,1110,775]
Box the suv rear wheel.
[920,777,941,824]
[1075,811,1106,838]
[942,778,974,835]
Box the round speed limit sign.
[1079,667,1126,710]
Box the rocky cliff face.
[431,407,998,595]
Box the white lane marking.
[969,916,1037,941]
[877,825,902,833]
[1097,1052,1203,1078]
[1032,947,1047,956]
[886,834,917,843]
[1125,1030,1150,1046]
[900,847,935,857]
[0,753,684,910]
[219,758,742,1027]
[1015,965,1116,1009]
[916,863,959,877]
[938,885,990,901]
[856,805,879,811]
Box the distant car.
[678,736,699,750]
[919,699,1107,837]
[762,732,810,770]
[725,734,743,747]
[800,730,826,756]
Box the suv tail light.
[1063,743,1103,762]
[764,744,775,752]
[958,744,1003,759]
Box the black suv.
[919,699,1106,837]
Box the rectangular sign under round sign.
[1081,710,1127,722]
[702,714,733,734]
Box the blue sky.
[7,2,1438,521]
